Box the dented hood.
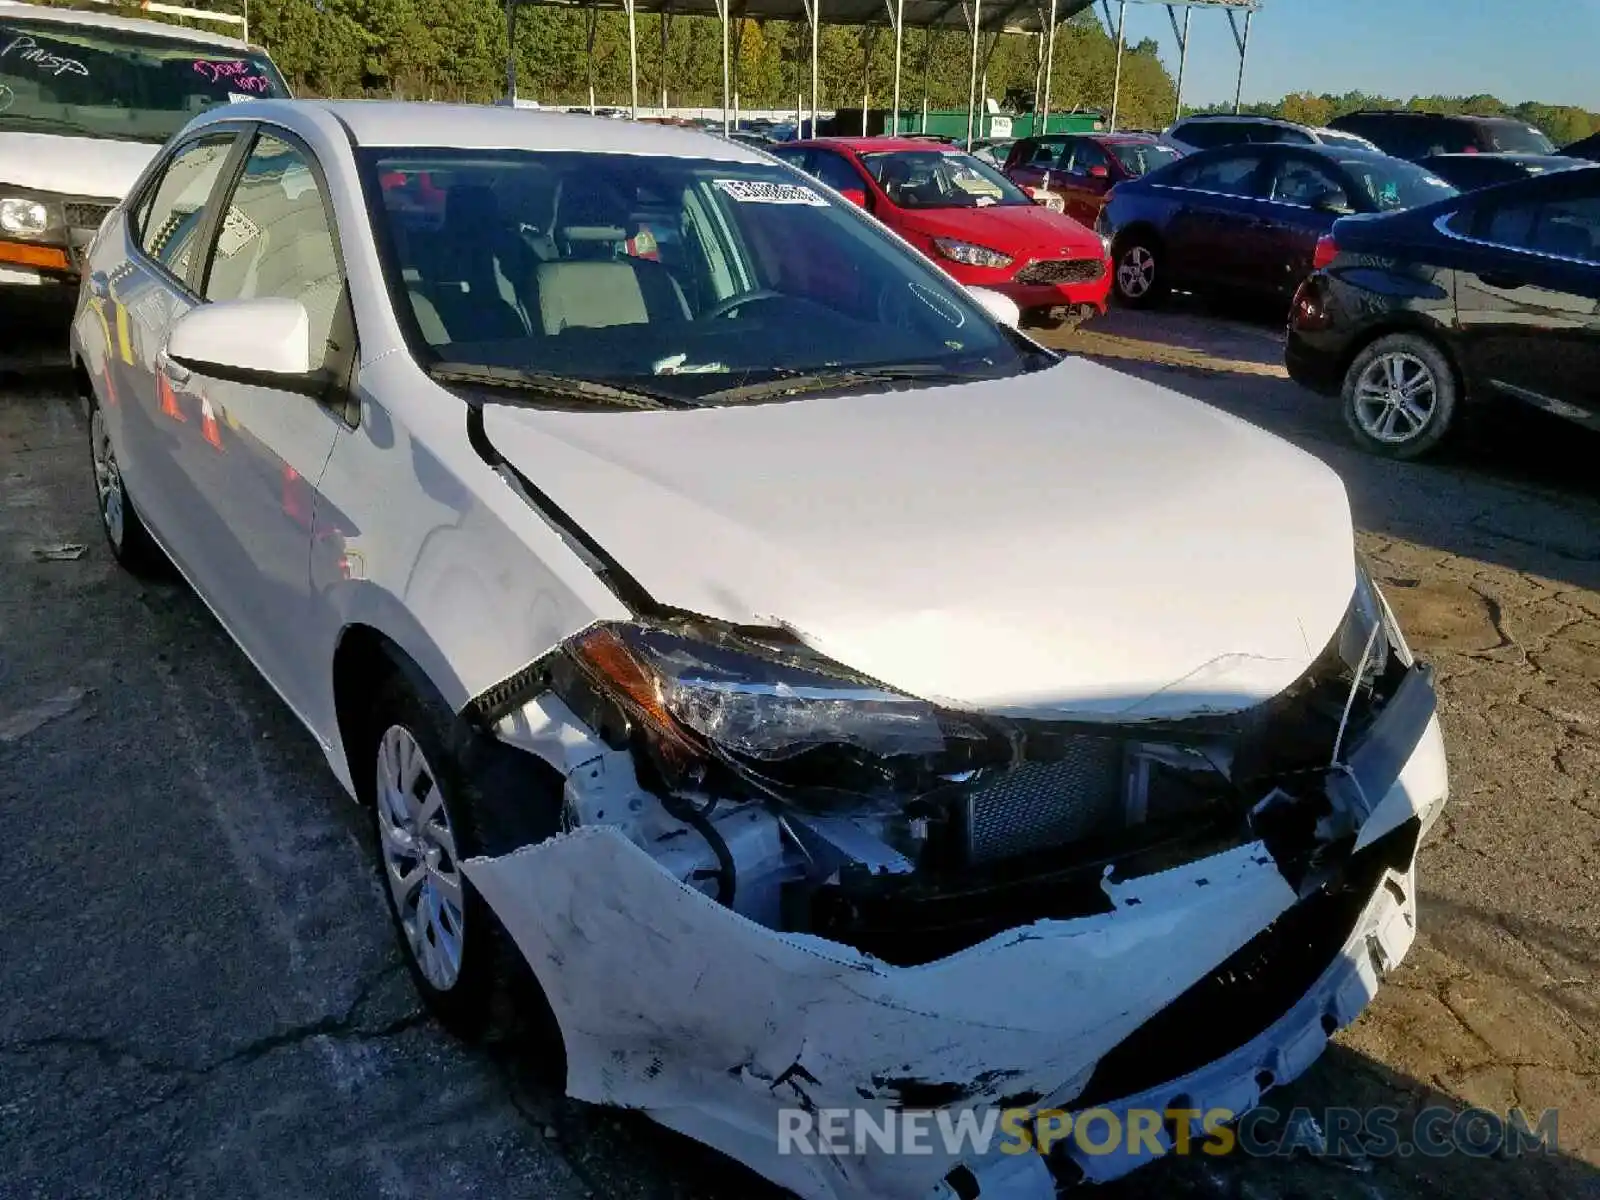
[481,357,1357,718]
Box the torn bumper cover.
[464,661,1447,1200]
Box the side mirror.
[1089,164,1110,179]
[166,297,315,388]
[839,187,869,209]
[966,285,1021,330]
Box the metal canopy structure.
[506,0,1261,149]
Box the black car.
[1417,152,1587,192]
[1560,130,1600,162]
[1286,166,1600,460]
[1098,143,1457,308]
[1328,110,1557,161]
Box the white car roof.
[256,99,772,162]
[0,0,252,50]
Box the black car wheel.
[1113,235,1165,308]
[1341,333,1459,460]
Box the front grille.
[1015,257,1106,285]
[64,201,114,233]
[967,740,1124,863]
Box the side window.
[1069,141,1110,174]
[770,146,809,170]
[1269,127,1316,145]
[138,134,236,283]
[1178,122,1226,149]
[1478,196,1600,261]
[1176,153,1263,196]
[1027,139,1065,166]
[203,133,345,365]
[1268,157,1349,208]
[810,151,865,194]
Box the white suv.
[1162,114,1381,156]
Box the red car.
[1003,133,1184,228]
[772,137,1111,328]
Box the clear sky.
[1099,0,1600,111]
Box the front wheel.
[368,676,513,1041]
[1113,236,1165,308]
[1341,333,1459,460]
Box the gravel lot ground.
[3,293,1597,1200]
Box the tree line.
[45,1,1180,126]
[1192,91,1600,149]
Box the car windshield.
[0,18,289,144]
[1336,156,1459,211]
[859,149,1034,208]
[1481,121,1556,154]
[363,149,1045,405]
[1105,141,1181,176]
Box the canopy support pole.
[919,27,933,132]
[1107,0,1125,132]
[624,0,639,118]
[801,0,820,136]
[888,0,905,136]
[1041,0,1057,130]
[720,0,732,132]
[585,1,598,112]
[1167,3,1191,122]
[963,0,981,150]
[660,5,671,113]
[1228,5,1254,113]
[505,0,518,102]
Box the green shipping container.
[882,108,1106,139]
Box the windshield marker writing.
[1,36,89,78]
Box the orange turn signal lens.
[0,240,70,272]
[573,626,673,731]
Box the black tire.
[87,387,166,576]
[1112,232,1166,308]
[364,670,561,1064]
[1340,333,1459,461]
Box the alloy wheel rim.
[1118,246,1155,297]
[1353,352,1438,444]
[90,410,125,548]
[375,725,466,991]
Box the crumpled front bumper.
[463,667,1448,1200]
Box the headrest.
[445,184,500,229]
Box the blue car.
[1097,143,1458,308]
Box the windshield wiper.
[695,363,982,406]
[428,362,692,410]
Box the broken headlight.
[1338,563,1412,685]
[552,620,998,814]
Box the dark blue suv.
[1098,144,1458,308]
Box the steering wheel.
[700,289,785,321]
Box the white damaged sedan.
[70,100,1449,1199]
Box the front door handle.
[157,350,192,389]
